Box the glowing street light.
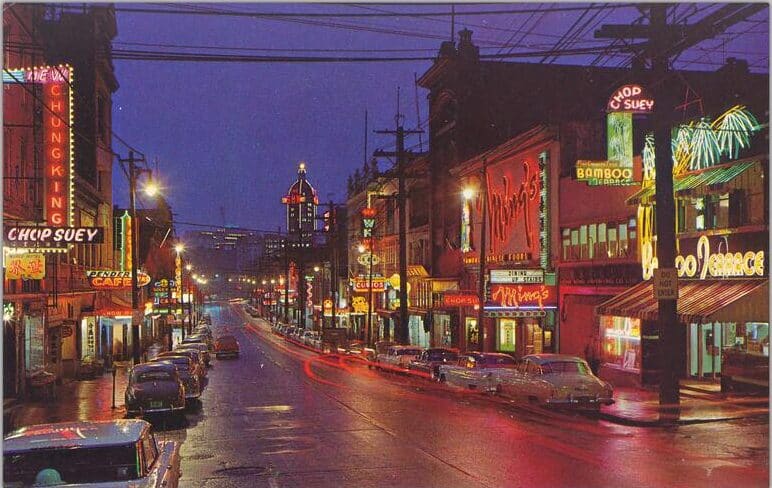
[174,243,185,254]
[462,187,476,201]
[358,244,366,254]
[142,179,161,197]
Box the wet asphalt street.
[156,303,769,488]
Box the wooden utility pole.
[375,118,422,345]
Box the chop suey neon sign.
[642,235,765,280]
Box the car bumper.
[216,351,239,357]
[128,403,186,415]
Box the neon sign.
[489,284,556,309]
[42,68,73,226]
[641,235,765,280]
[607,84,654,113]
[86,270,151,288]
[486,160,540,254]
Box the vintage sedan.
[375,345,425,371]
[408,348,460,380]
[150,357,201,401]
[3,419,181,487]
[156,351,205,381]
[499,354,614,409]
[437,352,518,392]
[214,334,240,359]
[125,363,186,418]
[176,342,211,367]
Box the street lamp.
[463,159,488,352]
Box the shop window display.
[600,315,641,371]
[498,319,516,352]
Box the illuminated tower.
[282,162,319,241]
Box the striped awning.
[626,160,757,205]
[408,265,429,278]
[597,279,768,323]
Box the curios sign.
[607,84,654,113]
[489,284,557,309]
[87,270,151,288]
[5,226,104,247]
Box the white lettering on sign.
[607,84,655,113]
[5,226,103,244]
[642,235,765,280]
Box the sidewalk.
[6,343,166,433]
[600,380,769,426]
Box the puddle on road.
[244,405,294,413]
[212,466,269,477]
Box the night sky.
[110,3,769,234]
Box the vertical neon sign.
[41,66,73,226]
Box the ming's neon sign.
[486,160,540,253]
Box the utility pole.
[476,159,488,352]
[375,116,422,345]
[594,3,762,421]
[121,150,145,365]
[328,200,337,330]
[283,237,290,324]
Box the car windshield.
[4,445,139,484]
[218,337,237,345]
[134,370,174,382]
[541,361,591,375]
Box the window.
[598,223,607,257]
[141,435,158,473]
[579,225,587,259]
[588,224,597,259]
[607,227,618,258]
[618,223,628,256]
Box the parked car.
[408,348,460,380]
[499,354,614,409]
[125,362,186,418]
[302,330,320,347]
[375,345,425,370]
[184,333,213,351]
[156,351,205,381]
[193,325,213,340]
[150,356,201,401]
[438,352,518,392]
[366,341,396,363]
[3,419,181,487]
[176,342,211,367]
[215,334,240,359]
[347,340,366,356]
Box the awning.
[376,309,398,318]
[626,160,757,206]
[485,310,547,318]
[407,265,429,278]
[597,279,768,323]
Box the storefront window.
[600,315,641,371]
[465,317,479,351]
[24,316,44,373]
[409,315,430,348]
[498,319,516,352]
[742,322,769,356]
[81,317,96,359]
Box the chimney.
[457,28,479,61]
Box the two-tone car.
[408,348,460,380]
[3,419,181,487]
[176,342,211,367]
[437,352,519,392]
[125,362,186,418]
[375,345,424,371]
[499,354,614,410]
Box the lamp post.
[185,264,193,326]
[174,243,188,335]
[464,158,488,352]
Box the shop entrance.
[465,317,479,351]
[522,320,544,356]
[689,322,723,377]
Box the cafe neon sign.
[641,235,765,280]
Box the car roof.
[217,334,237,340]
[4,419,149,452]
[131,362,176,373]
[523,354,585,364]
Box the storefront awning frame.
[597,278,769,324]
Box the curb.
[597,411,765,427]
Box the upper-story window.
[562,219,636,262]
[677,191,745,233]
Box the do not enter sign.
[653,268,678,300]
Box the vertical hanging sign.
[42,66,73,226]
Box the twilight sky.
[109,3,769,234]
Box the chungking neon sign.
[641,235,765,280]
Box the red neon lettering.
[486,160,540,253]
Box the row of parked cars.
[271,323,323,349]
[1,314,226,488]
[372,344,614,410]
[124,316,241,418]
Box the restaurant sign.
[642,235,765,280]
[440,292,479,308]
[352,277,386,292]
[5,226,104,247]
[87,270,151,288]
[490,269,544,284]
[607,84,654,113]
[489,284,557,309]
[4,253,46,280]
